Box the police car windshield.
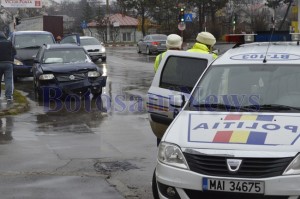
[187,64,300,112]
[14,34,55,49]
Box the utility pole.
[106,0,110,42]
[298,0,300,32]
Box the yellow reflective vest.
[187,43,218,59]
[154,51,167,72]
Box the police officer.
[0,32,16,102]
[188,31,218,59]
[154,34,182,72]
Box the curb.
[105,44,136,47]
[0,89,30,116]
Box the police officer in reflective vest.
[188,31,218,59]
[0,32,16,102]
[154,34,182,72]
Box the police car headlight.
[283,154,300,175]
[88,71,100,77]
[39,74,55,80]
[14,59,23,66]
[158,142,189,169]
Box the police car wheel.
[152,168,159,199]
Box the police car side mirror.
[170,94,185,108]
[212,49,219,55]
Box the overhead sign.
[1,0,42,8]
[184,13,193,22]
[178,22,186,31]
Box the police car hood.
[164,111,300,152]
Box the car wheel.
[137,46,141,54]
[146,46,151,55]
[101,57,106,62]
[34,79,42,101]
[152,168,159,199]
[13,75,18,82]
[92,58,99,62]
[92,88,102,98]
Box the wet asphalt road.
[0,47,158,199]
[0,44,234,199]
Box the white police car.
[153,35,300,199]
[147,51,215,141]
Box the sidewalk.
[0,89,29,116]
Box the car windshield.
[42,49,92,64]
[81,38,101,46]
[187,64,300,112]
[14,34,54,49]
[151,35,167,40]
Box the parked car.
[80,36,106,62]
[32,44,106,99]
[59,35,106,62]
[9,31,56,80]
[137,34,167,55]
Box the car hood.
[15,48,39,61]
[83,45,102,50]
[164,111,300,153]
[41,62,97,73]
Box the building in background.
[85,13,143,43]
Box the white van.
[153,40,300,199]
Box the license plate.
[202,178,264,194]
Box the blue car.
[9,31,56,80]
[32,44,107,99]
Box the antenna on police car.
[263,16,276,63]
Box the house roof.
[88,13,138,27]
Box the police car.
[152,34,300,199]
[147,51,215,141]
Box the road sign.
[1,0,42,8]
[184,13,193,22]
[178,22,186,31]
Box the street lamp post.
[106,0,110,42]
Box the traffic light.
[232,14,237,25]
[178,8,185,22]
[15,17,21,25]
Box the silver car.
[80,36,106,62]
[137,34,167,55]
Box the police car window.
[159,56,208,93]
[188,64,300,112]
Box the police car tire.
[152,168,159,199]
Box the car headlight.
[39,74,55,80]
[14,59,23,66]
[283,154,300,175]
[88,71,100,77]
[158,142,189,169]
[101,47,106,53]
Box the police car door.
[147,50,215,125]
